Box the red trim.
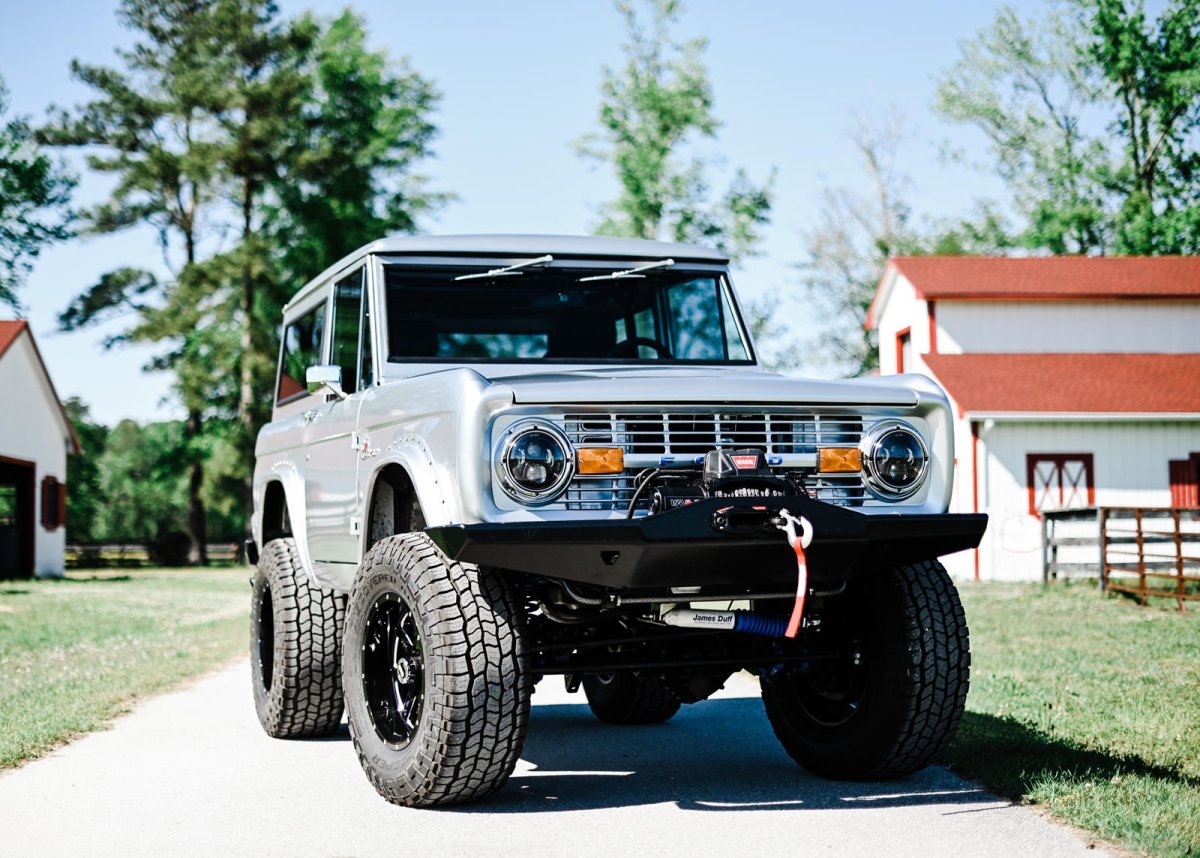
[971,422,980,581]
[927,301,937,354]
[911,293,1197,304]
[895,327,911,374]
[1025,453,1095,517]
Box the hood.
[487,367,921,407]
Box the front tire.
[761,559,969,779]
[250,537,346,738]
[342,534,531,807]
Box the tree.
[797,114,920,377]
[935,6,1110,254]
[205,6,447,532]
[48,2,446,552]
[193,0,317,530]
[578,0,774,261]
[44,0,235,564]
[64,398,108,545]
[1088,0,1200,254]
[97,418,194,563]
[269,11,446,290]
[934,1,1200,255]
[0,74,73,310]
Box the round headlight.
[862,424,928,499]
[497,422,573,504]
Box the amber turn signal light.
[576,447,625,475]
[818,447,862,473]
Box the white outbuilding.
[867,256,1200,582]
[0,320,81,579]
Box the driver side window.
[276,302,326,405]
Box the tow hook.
[776,509,813,639]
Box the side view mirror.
[305,365,346,401]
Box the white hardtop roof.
[367,233,728,261]
[285,234,729,310]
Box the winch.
[640,448,806,519]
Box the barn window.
[40,476,65,530]
[895,327,911,374]
[1026,454,1094,517]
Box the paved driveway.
[0,661,1107,857]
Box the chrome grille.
[560,409,868,510]
[562,411,863,455]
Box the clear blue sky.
[0,0,1031,425]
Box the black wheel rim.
[257,587,274,692]
[791,645,868,728]
[362,592,425,748]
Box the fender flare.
[258,458,321,586]
[362,435,457,540]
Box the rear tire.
[583,673,681,724]
[342,533,531,807]
[250,537,345,738]
[761,559,969,779]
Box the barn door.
[0,458,35,579]
[1169,455,1200,507]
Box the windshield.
[383,264,752,364]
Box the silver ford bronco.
[247,235,986,807]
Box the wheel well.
[366,465,424,549]
[262,481,291,543]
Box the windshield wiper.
[577,258,674,283]
[453,254,554,281]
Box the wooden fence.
[65,543,243,568]
[1043,507,1200,611]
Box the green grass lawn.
[948,581,1200,857]
[0,568,249,769]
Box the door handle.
[302,409,322,425]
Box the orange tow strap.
[778,510,814,639]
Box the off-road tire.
[761,559,969,779]
[251,537,345,738]
[583,673,681,724]
[342,533,531,807]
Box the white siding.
[876,273,935,375]
[0,334,72,576]
[937,301,1200,354]
[968,420,1200,581]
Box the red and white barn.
[867,257,1200,581]
[0,320,80,579]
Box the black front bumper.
[426,496,986,592]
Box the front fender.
[255,456,320,587]
[366,436,456,529]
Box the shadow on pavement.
[452,697,1002,814]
